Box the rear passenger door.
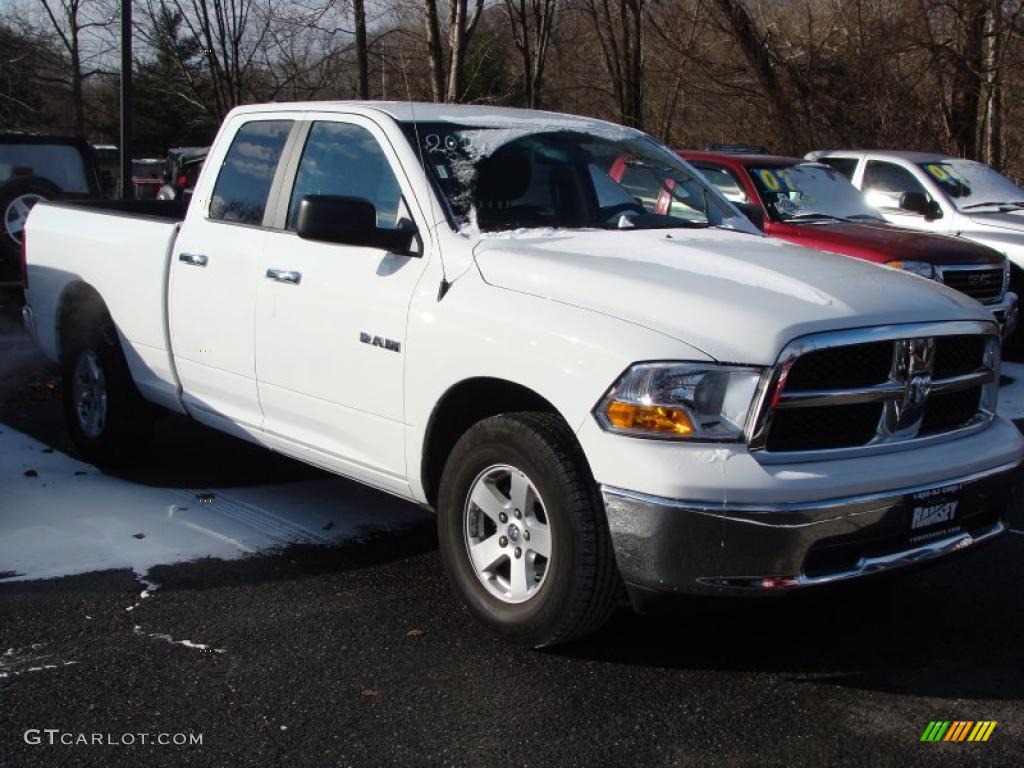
[169,115,301,435]
[254,115,430,493]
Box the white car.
[19,103,1024,645]
[806,150,1024,332]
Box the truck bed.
[24,200,184,412]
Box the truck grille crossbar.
[750,322,999,458]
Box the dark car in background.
[157,147,208,201]
[1,134,103,286]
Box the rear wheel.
[437,412,619,647]
[61,308,153,466]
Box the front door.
[255,116,430,492]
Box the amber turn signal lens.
[605,401,694,436]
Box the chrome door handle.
[178,252,208,267]
[265,268,301,285]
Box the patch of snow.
[0,425,430,583]
[132,625,226,654]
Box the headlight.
[885,260,935,279]
[596,363,765,440]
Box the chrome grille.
[938,265,1005,304]
[750,322,999,459]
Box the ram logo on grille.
[888,338,935,436]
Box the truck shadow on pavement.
[560,538,1024,700]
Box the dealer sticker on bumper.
[911,500,959,530]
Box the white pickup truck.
[806,150,1024,350]
[21,103,1024,646]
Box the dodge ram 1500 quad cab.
[21,103,1024,646]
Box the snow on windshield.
[400,120,750,235]
[749,164,880,221]
[920,160,1024,209]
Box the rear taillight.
[20,232,28,290]
[177,174,188,186]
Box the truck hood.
[968,210,1024,236]
[774,220,1003,264]
[473,228,991,365]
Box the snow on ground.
[998,361,1024,422]
[0,426,430,583]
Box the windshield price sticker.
[925,163,966,187]
[755,168,791,193]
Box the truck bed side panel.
[25,202,185,413]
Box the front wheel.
[61,312,153,466]
[437,412,619,647]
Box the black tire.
[437,412,620,647]
[0,176,62,263]
[61,305,153,466]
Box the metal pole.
[120,0,133,200]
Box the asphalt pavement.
[1,292,1023,768]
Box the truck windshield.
[748,163,883,223]
[918,160,1024,211]
[400,121,743,233]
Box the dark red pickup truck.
[671,151,1018,338]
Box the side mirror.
[899,191,932,216]
[733,201,765,230]
[295,195,419,255]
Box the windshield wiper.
[845,214,886,222]
[961,201,1024,211]
[788,213,843,222]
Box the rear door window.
[818,157,858,180]
[210,121,293,226]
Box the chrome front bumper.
[989,291,1018,339]
[602,460,1022,607]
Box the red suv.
[671,151,1018,338]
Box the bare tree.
[37,0,116,136]
[580,0,645,128]
[154,0,275,118]
[421,0,485,101]
[503,0,557,107]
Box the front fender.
[402,272,710,502]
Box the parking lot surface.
[2,295,1023,767]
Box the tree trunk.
[446,0,467,101]
[714,0,800,142]
[946,0,986,157]
[353,0,369,99]
[423,0,445,100]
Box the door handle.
[178,252,208,267]
[265,268,301,285]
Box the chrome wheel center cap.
[507,524,521,542]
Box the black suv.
[0,135,103,285]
